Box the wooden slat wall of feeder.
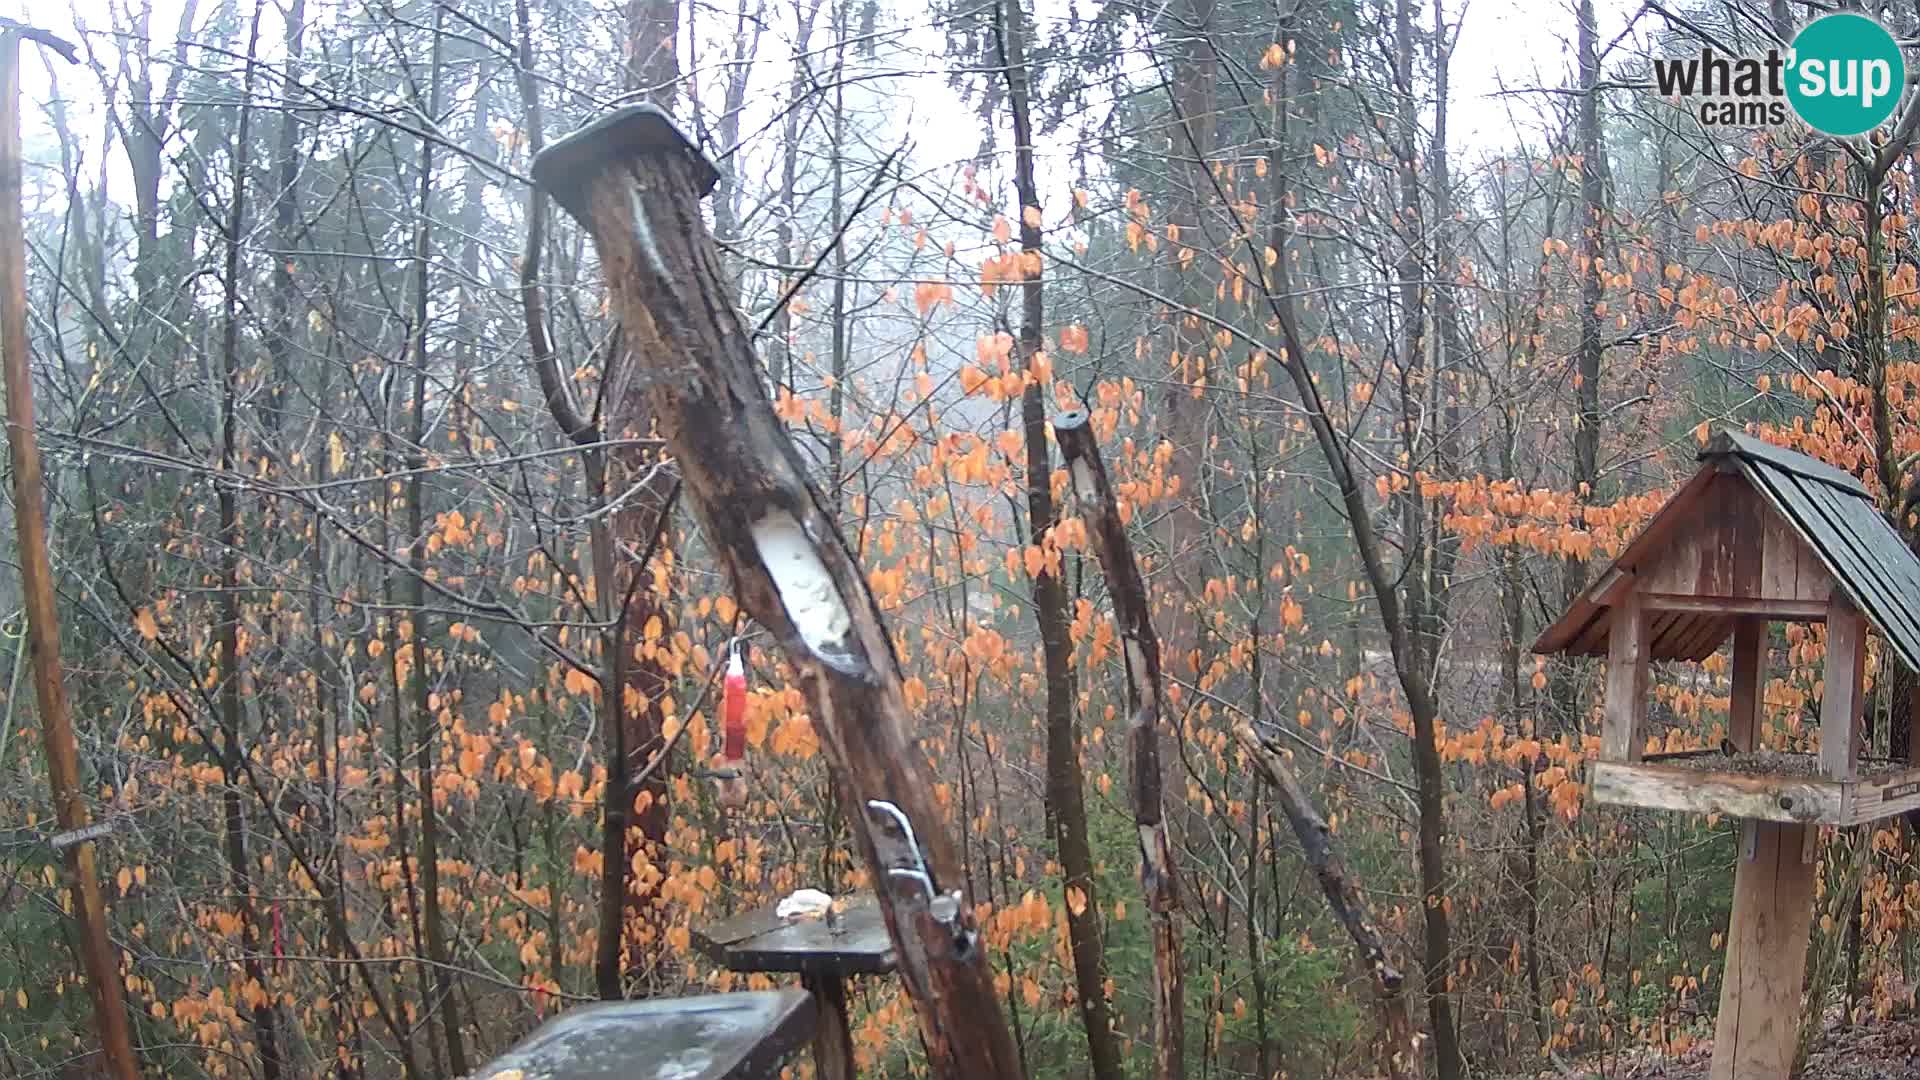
[1535,430,1920,1080]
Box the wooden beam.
[1641,594,1828,620]
[1590,761,1843,823]
[1821,593,1869,780]
[1604,592,1650,761]
[1729,619,1764,752]
[1710,821,1816,1080]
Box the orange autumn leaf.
[1023,546,1046,578]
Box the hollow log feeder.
[531,106,1023,1079]
[1536,430,1920,1080]
[1052,409,1186,1080]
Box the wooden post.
[531,106,1024,1079]
[0,28,141,1080]
[1909,680,1920,765]
[1821,594,1868,780]
[1052,410,1185,1080]
[1711,820,1816,1080]
[803,974,854,1080]
[1729,618,1764,752]
[1604,591,1649,761]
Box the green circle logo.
[1787,13,1906,137]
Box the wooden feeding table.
[1536,430,1920,1080]
[693,897,897,1080]
[469,990,815,1080]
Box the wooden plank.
[1729,619,1764,752]
[1604,593,1649,761]
[1821,593,1868,780]
[1728,478,1765,600]
[1697,475,1737,597]
[715,902,897,977]
[1846,764,1920,824]
[1640,594,1828,620]
[1590,761,1844,823]
[1710,821,1817,1080]
[694,906,798,955]
[1761,513,1832,603]
[1640,523,1704,596]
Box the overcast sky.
[0,0,1646,227]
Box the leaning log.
[531,105,1024,1079]
[1052,409,1186,1080]
[1233,723,1418,1079]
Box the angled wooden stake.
[0,27,140,1080]
[531,105,1024,1079]
[1052,408,1186,1080]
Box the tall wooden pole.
[0,29,142,1080]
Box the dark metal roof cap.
[530,104,720,203]
[1701,429,1870,498]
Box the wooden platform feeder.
[1536,430,1920,1080]
[693,897,896,1080]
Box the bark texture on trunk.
[1054,410,1187,1080]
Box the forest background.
[2,0,1914,1077]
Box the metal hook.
[867,798,945,905]
[886,868,938,904]
[865,799,929,878]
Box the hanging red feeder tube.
[718,640,748,808]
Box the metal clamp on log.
[866,800,972,959]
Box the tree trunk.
[0,28,141,1080]
[217,11,283,1076]
[404,12,466,1072]
[997,5,1123,1079]
[1054,412,1186,1080]
[1261,26,1456,1075]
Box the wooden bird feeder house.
[1536,430,1920,1080]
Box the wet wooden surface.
[470,990,814,1080]
[692,897,896,977]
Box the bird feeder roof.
[1534,430,1920,673]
